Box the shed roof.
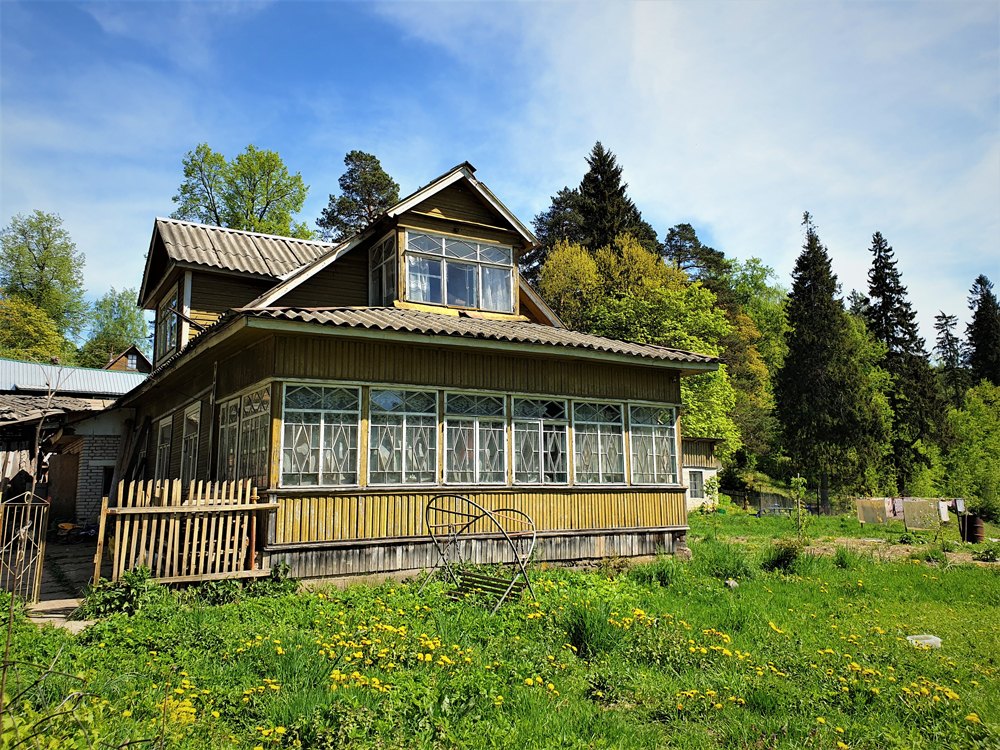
[0,393,114,425]
[0,358,147,396]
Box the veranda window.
[405,231,514,313]
[368,389,438,484]
[629,405,678,484]
[444,392,506,484]
[513,398,568,484]
[217,398,240,482]
[573,402,625,484]
[154,417,172,482]
[180,403,200,489]
[369,233,397,307]
[239,386,271,490]
[281,385,360,486]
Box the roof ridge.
[154,217,339,248]
[0,357,147,374]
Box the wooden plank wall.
[274,336,680,403]
[682,440,720,469]
[411,183,509,230]
[189,272,274,337]
[274,247,368,308]
[272,489,686,546]
[266,529,680,580]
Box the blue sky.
[2,1,998,345]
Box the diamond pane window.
[513,398,568,484]
[573,401,625,484]
[282,385,360,486]
[405,230,514,313]
[369,389,438,485]
[445,392,507,484]
[629,405,678,484]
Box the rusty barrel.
[961,515,985,543]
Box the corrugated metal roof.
[238,307,719,365]
[0,359,147,396]
[155,218,336,278]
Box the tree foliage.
[0,211,88,339]
[776,215,891,509]
[662,223,728,282]
[944,382,1000,521]
[536,240,599,331]
[0,296,65,362]
[525,188,586,283]
[77,287,149,369]
[316,151,400,242]
[966,274,1000,386]
[171,143,312,239]
[933,311,968,407]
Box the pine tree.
[966,274,1000,386]
[661,223,728,282]
[776,214,890,511]
[316,151,400,242]
[862,232,945,494]
[933,312,968,407]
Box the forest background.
[1,143,998,519]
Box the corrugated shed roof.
[0,394,114,424]
[238,307,719,365]
[0,359,147,396]
[155,218,336,278]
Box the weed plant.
[5,529,1000,749]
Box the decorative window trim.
[628,404,679,485]
[572,400,627,485]
[367,388,439,486]
[443,391,508,485]
[280,384,361,488]
[403,230,515,313]
[512,397,569,485]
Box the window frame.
[368,231,398,307]
[279,383,362,488]
[153,417,172,482]
[403,230,515,313]
[443,390,508,486]
[367,387,440,487]
[628,403,680,486]
[571,400,627,485]
[155,284,179,360]
[127,354,137,370]
[180,403,200,489]
[512,396,570,486]
[689,470,704,499]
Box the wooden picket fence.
[95,479,279,584]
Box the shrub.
[760,538,803,572]
[973,542,1000,563]
[80,567,166,618]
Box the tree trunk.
[820,472,830,515]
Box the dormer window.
[404,231,514,313]
[156,286,179,360]
[369,233,397,307]
[127,354,137,370]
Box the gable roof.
[104,345,152,371]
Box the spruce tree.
[524,188,586,284]
[966,275,1000,386]
[776,214,890,511]
[933,312,968,407]
[863,232,945,493]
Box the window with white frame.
[127,354,137,370]
[369,233,397,307]
[180,403,200,489]
[368,389,437,484]
[573,402,625,484]
[629,405,679,484]
[405,231,514,313]
[444,392,506,484]
[513,398,568,484]
[154,417,172,482]
[239,386,271,489]
[689,470,704,498]
[156,286,178,359]
[217,398,240,482]
[281,385,360,486]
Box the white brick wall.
[75,435,120,521]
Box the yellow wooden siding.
[274,335,680,403]
[273,489,686,545]
[682,441,720,469]
[410,183,508,230]
[273,246,368,308]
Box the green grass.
[4,519,1000,749]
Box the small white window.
[573,402,625,484]
[689,470,704,499]
[444,392,507,484]
[154,417,172,482]
[127,353,137,370]
[180,403,200,489]
[513,398,568,484]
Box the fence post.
[93,495,109,585]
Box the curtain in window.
[407,256,442,303]
[481,266,512,312]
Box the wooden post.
[93,496,109,585]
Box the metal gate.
[0,493,49,604]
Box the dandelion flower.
[817,717,826,724]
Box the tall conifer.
[776,214,890,511]
[966,275,1000,385]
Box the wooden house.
[103,345,153,374]
[680,437,722,510]
[118,163,718,579]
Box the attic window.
[156,286,179,359]
[405,231,514,313]
[369,233,397,307]
[127,354,137,370]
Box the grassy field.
[4,511,999,749]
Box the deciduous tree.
[77,287,149,369]
[0,211,88,339]
[316,151,400,242]
[0,297,65,362]
[536,240,599,331]
[171,143,312,239]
